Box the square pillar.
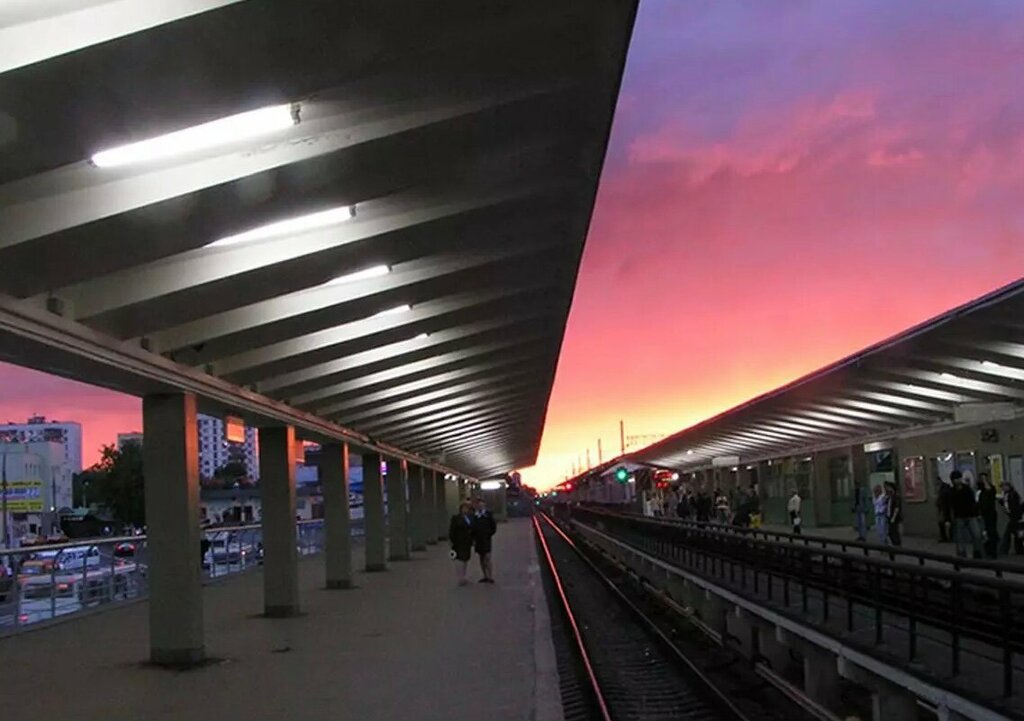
[872,685,918,721]
[362,451,387,571]
[320,442,352,589]
[758,624,797,678]
[259,426,300,617]
[433,470,447,541]
[423,468,438,545]
[142,393,204,666]
[408,464,427,551]
[445,475,460,517]
[495,484,508,521]
[386,457,410,561]
[803,645,840,706]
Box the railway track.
[534,512,823,721]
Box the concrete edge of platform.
[529,518,563,721]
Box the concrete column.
[408,464,427,551]
[320,442,352,589]
[667,575,696,608]
[445,475,461,516]
[757,625,796,678]
[838,658,920,721]
[259,426,299,617]
[871,685,918,721]
[142,393,204,666]
[434,471,448,541]
[494,485,508,521]
[387,458,410,561]
[702,589,727,638]
[424,468,438,545]
[362,452,387,571]
[803,644,841,706]
[728,606,756,659]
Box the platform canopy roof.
[627,279,1024,472]
[0,0,637,478]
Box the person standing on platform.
[1000,484,1023,556]
[852,482,870,542]
[884,482,903,546]
[448,501,474,586]
[787,489,802,534]
[872,485,888,544]
[977,473,999,558]
[472,497,497,584]
[950,470,983,559]
[936,477,952,542]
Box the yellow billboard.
[1,480,44,512]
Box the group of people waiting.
[850,471,1022,557]
[935,471,1022,559]
[647,485,764,528]
[851,482,903,545]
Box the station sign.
[224,416,246,444]
[1,480,44,512]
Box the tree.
[79,442,146,526]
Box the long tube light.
[322,265,390,287]
[91,104,298,168]
[376,305,412,317]
[207,205,355,248]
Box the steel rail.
[532,514,613,721]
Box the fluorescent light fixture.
[323,264,390,287]
[480,480,503,491]
[376,304,412,317]
[208,205,355,248]
[91,104,297,168]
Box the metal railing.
[0,518,362,637]
[579,501,1024,579]
[566,505,1024,699]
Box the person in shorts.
[471,497,497,583]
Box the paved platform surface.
[0,518,561,721]
[759,522,1024,566]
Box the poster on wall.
[934,453,955,485]
[956,451,977,485]
[1009,456,1024,496]
[988,454,1005,494]
[902,456,927,503]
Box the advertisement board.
[1,480,44,512]
[902,456,927,503]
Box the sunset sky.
[2,2,1023,486]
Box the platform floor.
[759,521,1024,566]
[0,518,561,721]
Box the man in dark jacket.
[471,497,497,583]
[1000,484,1024,556]
[949,470,983,559]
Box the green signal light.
[615,467,629,483]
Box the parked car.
[114,542,136,559]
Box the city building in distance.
[0,416,83,474]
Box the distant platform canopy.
[0,1,638,478]
[628,280,1024,471]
